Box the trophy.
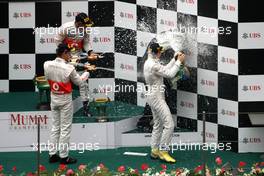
[94,98,110,123]
[34,76,50,110]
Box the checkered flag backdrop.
[0,0,264,152]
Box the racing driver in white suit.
[55,12,99,117]
[44,44,95,164]
[144,43,185,163]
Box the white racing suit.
[144,54,181,150]
[55,21,91,103]
[44,57,89,158]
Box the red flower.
[39,165,46,172]
[12,166,17,172]
[238,161,246,168]
[237,168,244,173]
[176,168,183,175]
[66,169,74,176]
[255,167,261,173]
[0,174,4,176]
[99,163,105,169]
[161,164,167,170]
[59,164,67,171]
[215,157,222,165]
[0,165,3,172]
[134,169,139,174]
[160,171,165,174]
[141,163,149,171]
[221,168,225,174]
[26,172,36,176]
[194,165,204,173]
[260,162,264,166]
[117,165,125,172]
[78,164,86,171]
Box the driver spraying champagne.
[144,42,186,163]
[44,44,94,164]
[55,12,99,117]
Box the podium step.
[73,101,144,123]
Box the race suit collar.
[55,57,68,63]
[148,53,160,63]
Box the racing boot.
[158,151,176,163]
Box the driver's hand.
[85,64,96,71]
[87,53,99,61]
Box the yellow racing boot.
[150,148,160,159]
[158,151,176,163]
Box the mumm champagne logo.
[10,113,48,130]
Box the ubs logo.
[180,0,195,4]
[201,79,215,87]
[40,37,56,44]
[201,131,215,139]
[66,11,80,17]
[221,4,236,11]
[140,93,145,99]
[180,101,194,108]
[120,64,134,71]
[93,87,111,94]
[242,85,261,91]
[0,38,5,44]
[140,41,148,47]
[160,19,175,27]
[201,26,216,34]
[13,64,31,70]
[221,109,236,117]
[120,12,133,19]
[242,33,261,39]
[13,12,32,18]
[221,57,236,64]
[93,37,111,43]
[242,137,261,144]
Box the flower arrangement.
[0,158,264,176]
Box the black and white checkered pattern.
[0,0,264,152]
